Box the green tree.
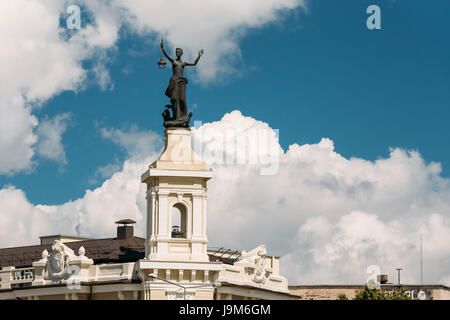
[353,283,411,300]
[354,285,387,300]
[337,293,348,300]
[389,288,412,300]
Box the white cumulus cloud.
[1,0,447,287]
[36,113,73,165]
[110,0,307,82]
[0,0,120,174]
[0,0,306,175]
[0,111,449,287]
[101,125,163,160]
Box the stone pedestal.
[141,128,213,262]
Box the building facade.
[2,128,447,300]
[0,128,295,300]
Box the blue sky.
[2,0,448,205]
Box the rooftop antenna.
[396,267,402,285]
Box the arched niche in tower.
[171,202,187,239]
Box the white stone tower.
[141,127,213,262]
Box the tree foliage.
[353,283,411,300]
[336,293,348,300]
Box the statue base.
[149,127,206,171]
[163,119,190,129]
[162,107,192,129]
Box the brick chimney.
[115,219,136,240]
[378,274,388,284]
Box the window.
[171,203,187,238]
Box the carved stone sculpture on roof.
[236,244,271,284]
[37,240,91,281]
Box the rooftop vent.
[115,219,136,240]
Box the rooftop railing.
[0,266,35,289]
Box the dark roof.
[0,236,145,268]
[0,238,233,268]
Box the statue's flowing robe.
[165,76,188,121]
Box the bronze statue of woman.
[160,39,204,128]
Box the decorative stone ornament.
[78,246,86,257]
[236,245,270,284]
[46,240,71,280]
[252,252,268,284]
[33,240,94,281]
[40,249,49,262]
[216,244,290,294]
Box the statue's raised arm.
[160,39,174,63]
[184,50,204,67]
